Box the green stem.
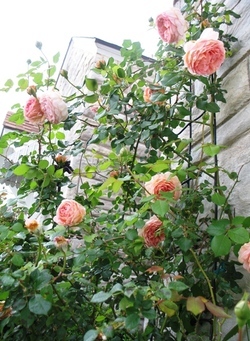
[190,248,216,305]
[35,235,42,267]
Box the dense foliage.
[0,1,249,340]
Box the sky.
[0,0,172,125]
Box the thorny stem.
[190,248,216,305]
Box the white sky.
[0,0,172,125]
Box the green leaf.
[161,73,182,86]
[56,131,65,140]
[207,219,229,236]
[211,193,226,206]
[175,237,192,252]
[126,229,138,241]
[211,235,231,257]
[228,227,249,244]
[33,73,43,84]
[11,253,24,267]
[30,269,52,290]
[125,313,140,330]
[117,68,125,78]
[38,159,49,169]
[85,78,98,92]
[112,179,123,193]
[18,78,29,90]
[4,79,14,88]
[84,93,99,103]
[203,143,221,157]
[53,52,60,63]
[142,308,156,319]
[151,200,169,217]
[83,330,99,341]
[206,102,220,113]
[28,294,51,315]
[0,275,15,288]
[91,291,111,303]
[13,164,30,175]
[168,281,189,292]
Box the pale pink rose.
[145,172,182,200]
[54,199,86,227]
[139,215,164,247]
[238,242,250,272]
[39,90,68,124]
[156,7,188,44]
[24,218,39,232]
[24,97,45,124]
[183,28,225,76]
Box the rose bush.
[0,1,247,341]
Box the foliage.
[0,1,248,341]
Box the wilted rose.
[39,90,68,124]
[183,28,225,76]
[139,215,164,247]
[145,172,182,200]
[156,7,188,44]
[24,97,45,124]
[238,242,250,272]
[54,236,69,250]
[55,153,68,163]
[54,199,86,227]
[24,219,39,232]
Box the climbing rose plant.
[0,1,248,340]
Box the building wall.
[174,0,250,339]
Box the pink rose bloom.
[39,90,68,124]
[24,97,46,124]
[238,242,250,272]
[145,172,182,200]
[54,199,86,227]
[183,28,225,76]
[156,7,188,44]
[139,215,164,247]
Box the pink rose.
[145,172,182,200]
[54,199,86,227]
[183,28,225,76]
[156,7,188,44]
[39,90,68,124]
[238,242,250,272]
[24,97,46,124]
[139,215,164,247]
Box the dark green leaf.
[28,294,51,315]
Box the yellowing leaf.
[186,297,205,316]
[205,301,231,318]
